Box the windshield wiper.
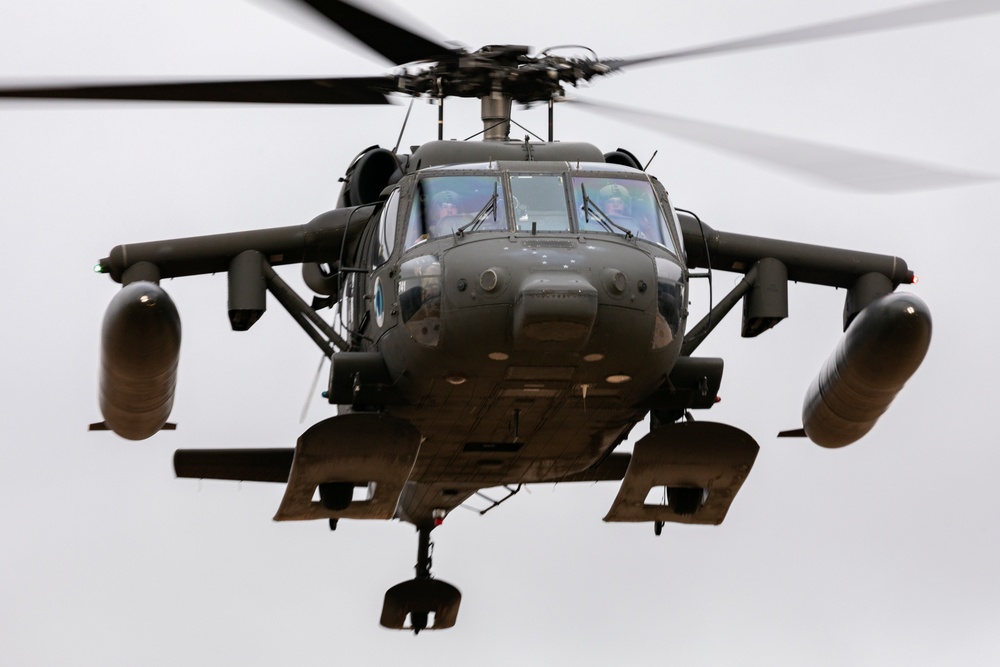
[581,184,633,239]
[457,181,500,236]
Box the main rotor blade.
[609,0,1000,70]
[572,99,994,193]
[0,76,394,105]
[294,0,459,65]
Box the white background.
[1,1,998,664]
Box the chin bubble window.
[398,255,443,347]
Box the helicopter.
[9,0,991,635]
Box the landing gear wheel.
[654,520,664,536]
[379,525,462,632]
[650,407,683,430]
[410,611,428,635]
[667,486,704,516]
[318,482,353,511]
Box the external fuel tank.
[802,292,931,448]
[98,281,181,440]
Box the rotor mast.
[480,91,512,141]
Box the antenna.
[643,150,658,171]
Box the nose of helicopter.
[513,272,598,351]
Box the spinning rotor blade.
[573,99,994,193]
[0,76,394,105]
[0,0,459,106]
[608,0,1000,71]
[295,0,460,65]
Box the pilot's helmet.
[600,183,631,214]
[433,190,460,209]
[600,184,630,201]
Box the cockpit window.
[404,175,506,249]
[509,174,571,232]
[571,177,675,252]
[373,188,400,268]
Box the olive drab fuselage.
[337,160,687,523]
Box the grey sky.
[2,1,999,664]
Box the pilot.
[600,183,659,241]
[600,183,631,218]
[428,190,461,238]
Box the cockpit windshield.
[404,175,506,249]
[571,177,673,251]
[509,174,571,232]
[401,168,677,255]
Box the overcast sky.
[2,1,999,664]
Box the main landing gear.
[379,524,462,634]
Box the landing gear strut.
[379,525,462,633]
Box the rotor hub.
[394,45,611,104]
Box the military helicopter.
[10,0,993,634]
